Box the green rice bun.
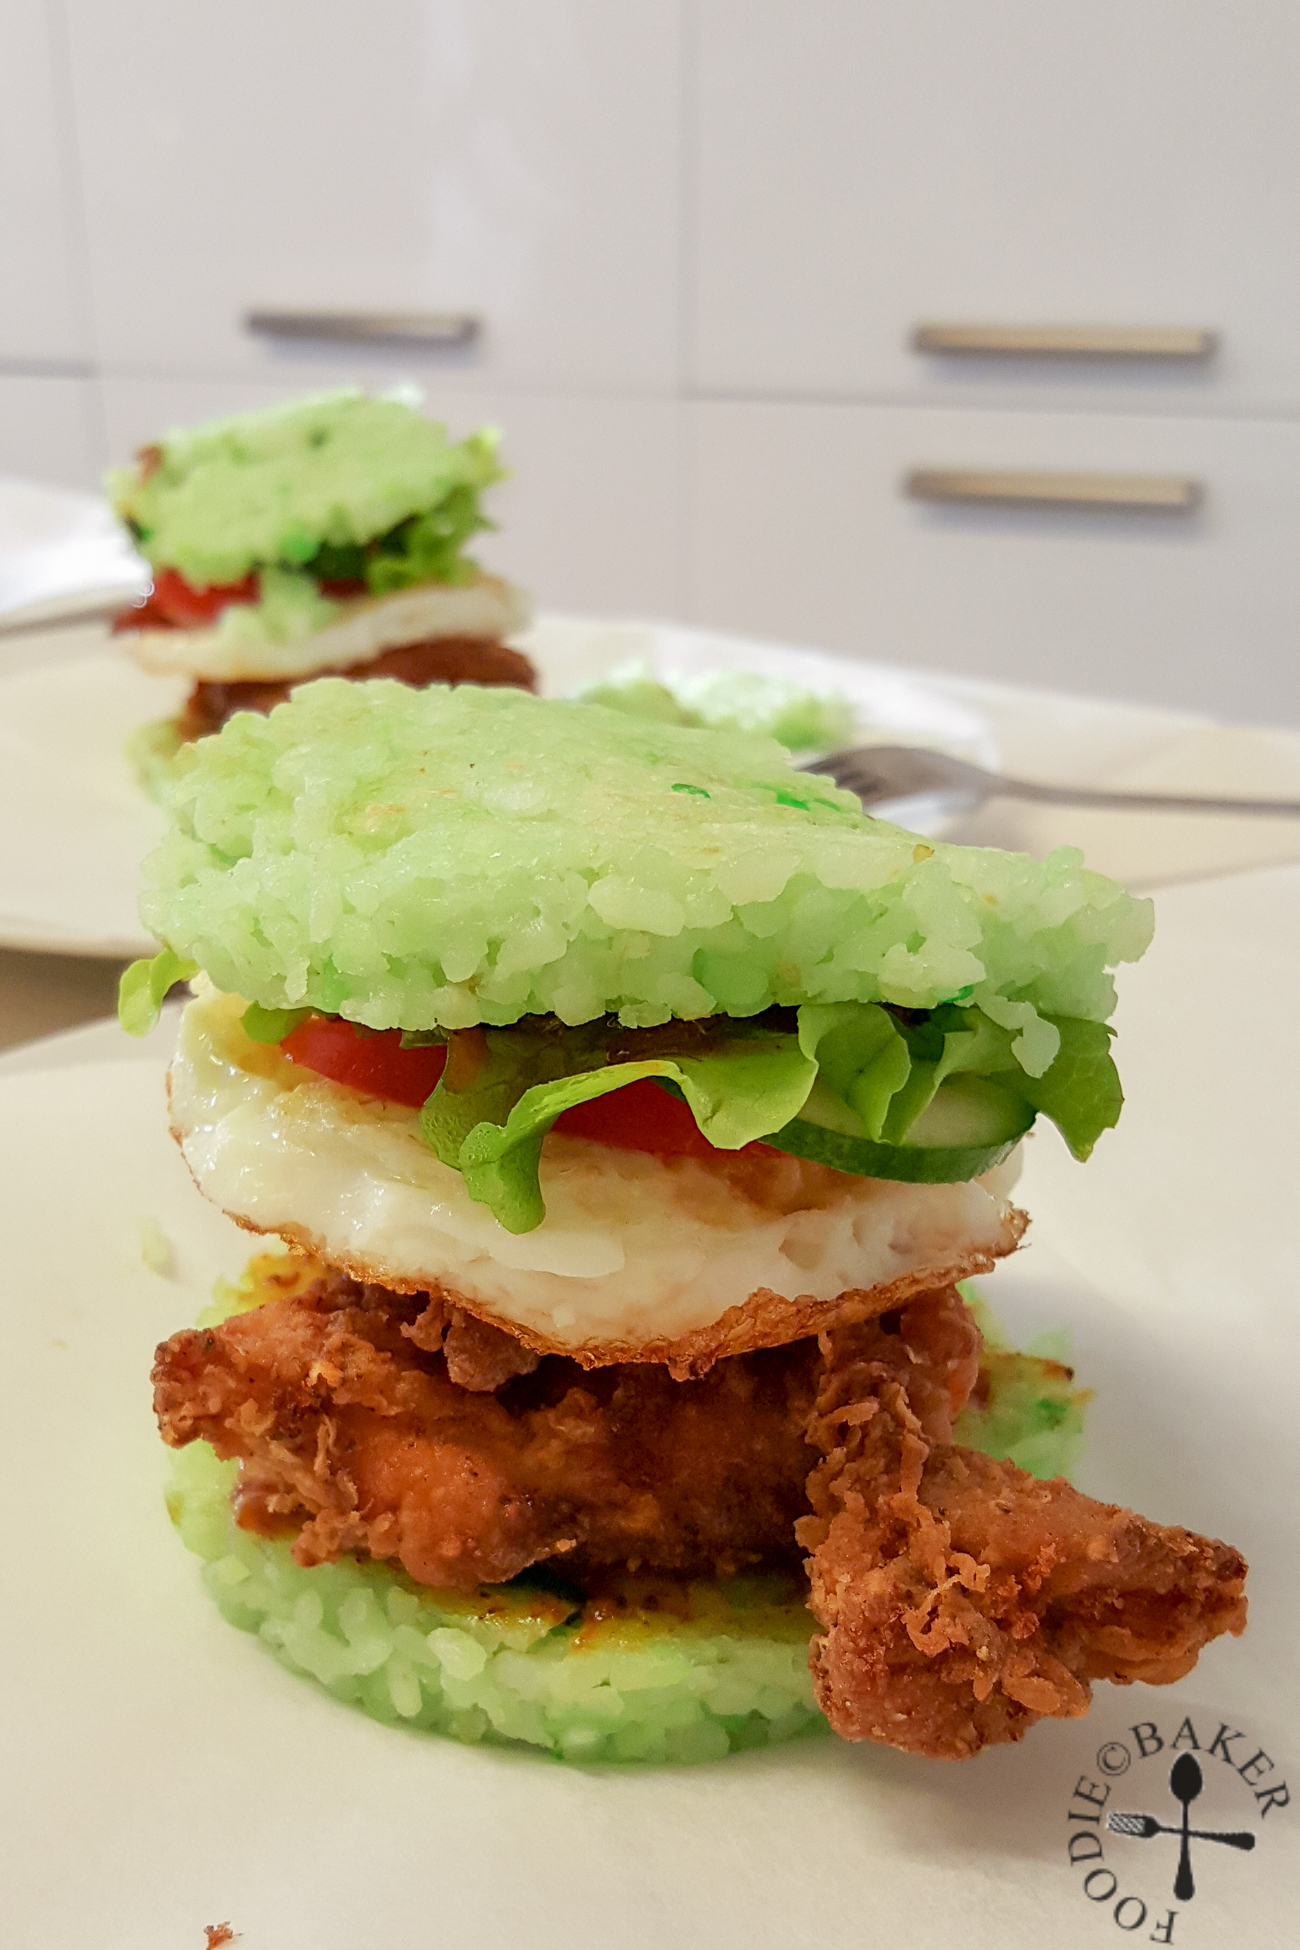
[170,1441,826,1767]
[137,678,1151,1038]
[107,389,502,590]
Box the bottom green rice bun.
[169,1443,825,1766]
[126,716,186,801]
[164,1265,1087,1766]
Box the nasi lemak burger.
[109,389,534,772]
[122,682,1246,1765]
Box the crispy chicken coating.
[153,1270,817,1589]
[154,1267,1247,1757]
[178,635,536,738]
[798,1295,1249,1758]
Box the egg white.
[126,573,531,683]
[168,984,1024,1362]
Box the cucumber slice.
[764,1074,1034,1184]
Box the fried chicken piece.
[798,1292,1249,1758]
[155,1265,1248,1755]
[153,1271,817,1589]
[178,635,536,737]
[402,1296,542,1392]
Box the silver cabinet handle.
[245,310,480,349]
[904,469,1203,513]
[912,322,1216,361]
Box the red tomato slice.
[281,1018,447,1108]
[552,1077,724,1156]
[150,565,260,627]
[280,1018,774,1159]
[111,588,179,633]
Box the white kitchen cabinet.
[693,0,1300,413]
[0,378,99,488]
[66,0,682,394]
[0,1,91,364]
[687,401,1300,725]
[8,0,1300,731]
[99,376,684,616]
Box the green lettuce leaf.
[118,949,199,1036]
[364,435,504,594]
[419,1023,606,1173]
[878,1007,1021,1142]
[420,1026,815,1234]
[365,488,490,593]
[796,1000,1120,1162]
[241,1003,315,1044]
[793,1000,1023,1143]
[1014,1016,1122,1161]
[410,998,1123,1230]
[398,1028,451,1049]
[231,981,1122,1231]
[795,1003,911,1139]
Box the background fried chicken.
[799,1293,1248,1757]
[179,636,536,737]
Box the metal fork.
[807,743,1300,821]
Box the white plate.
[0,654,185,955]
[1,867,1295,1949]
[5,615,1300,959]
[0,476,147,631]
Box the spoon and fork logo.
[1106,1753,1256,1901]
[1065,1712,1287,1935]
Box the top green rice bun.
[138,678,1151,1043]
[106,389,501,591]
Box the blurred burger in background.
[108,387,534,782]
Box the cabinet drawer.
[0,1,90,362]
[67,0,681,393]
[99,377,683,618]
[688,401,1300,725]
[694,0,1300,412]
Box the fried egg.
[168,984,1026,1369]
[127,573,530,683]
